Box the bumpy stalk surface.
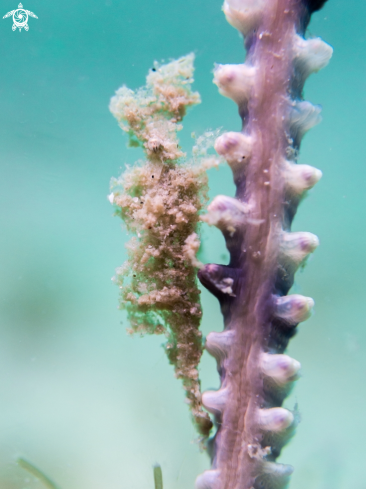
[197,1,332,488]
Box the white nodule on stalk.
[195,470,221,489]
[293,34,333,79]
[206,330,236,362]
[257,462,294,489]
[212,277,235,296]
[215,131,252,171]
[288,100,322,141]
[280,231,319,265]
[261,353,301,384]
[275,294,314,324]
[283,161,322,195]
[202,195,250,234]
[213,63,256,105]
[202,387,229,416]
[223,0,265,36]
[257,408,294,432]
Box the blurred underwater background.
[0,0,365,488]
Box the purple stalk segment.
[197,1,332,488]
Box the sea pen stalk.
[197,1,332,488]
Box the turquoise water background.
[0,0,365,488]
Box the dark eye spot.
[152,175,154,178]
[152,68,156,72]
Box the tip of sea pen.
[303,0,328,13]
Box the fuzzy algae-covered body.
[196,1,332,489]
[109,54,219,437]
